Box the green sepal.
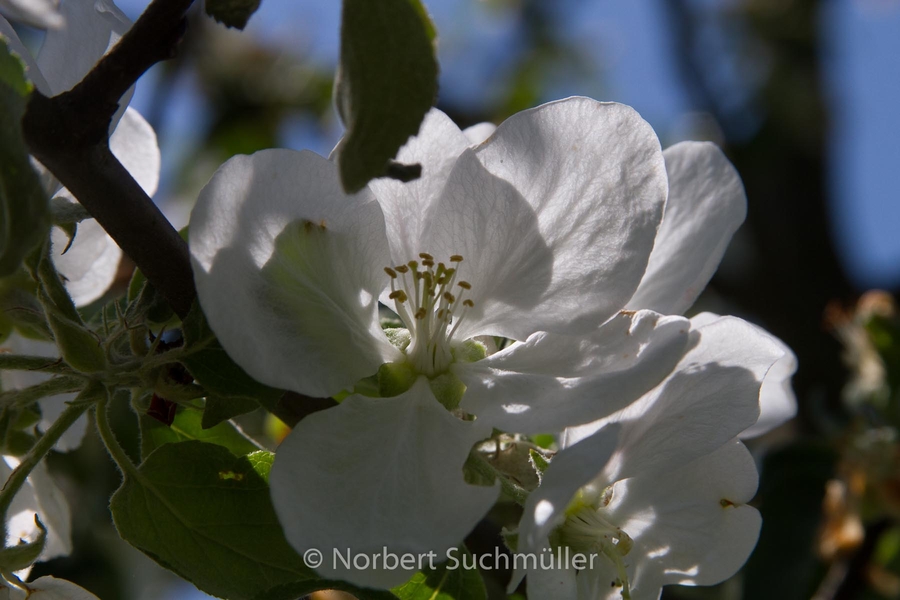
[429,372,466,411]
[452,339,486,364]
[377,361,416,397]
[0,515,46,572]
[41,297,106,374]
[501,527,518,553]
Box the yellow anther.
[437,309,446,319]
[463,299,474,308]
[408,260,418,270]
[422,258,435,268]
[457,281,471,290]
[415,308,427,320]
[419,252,434,261]
[389,290,408,303]
[384,267,398,278]
[395,264,409,274]
[443,292,456,303]
[450,255,463,262]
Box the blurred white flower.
[0,0,160,306]
[0,0,62,29]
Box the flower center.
[384,253,475,377]
[560,496,634,599]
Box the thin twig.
[21,0,196,319]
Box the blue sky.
[118,0,900,291]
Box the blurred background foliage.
[9,0,900,598]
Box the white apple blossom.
[189,97,704,587]
[0,0,62,29]
[0,0,160,306]
[623,141,797,436]
[513,316,785,600]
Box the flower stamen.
[561,505,634,600]
[384,253,475,375]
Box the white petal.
[567,316,783,482]
[516,424,621,566]
[606,440,760,595]
[109,107,160,198]
[1,457,72,564]
[525,565,578,600]
[190,149,399,397]
[20,461,72,560]
[5,577,99,599]
[475,98,667,334]
[626,142,746,314]
[51,219,121,307]
[691,313,797,439]
[368,109,471,263]
[747,344,798,437]
[270,378,499,589]
[462,122,496,146]
[48,108,157,306]
[417,149,554,341]
[0,334,86,451]
[0,0,63,29]
[36,0,130,96]
[457,311,690,434]
[0,15,52,93]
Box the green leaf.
[0,39,49,277]
[180,302,282,428]
[139,406,261,460]
[112,441,397,600]
[111,441,310,599]
[392,547,487,600]
[335,0,438,193]
[204,0,261,29]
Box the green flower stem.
[0,382,95,545]
[0,375,86,409]
[0,354,76,375]
[95,390,139,478]
[466,450,530,506]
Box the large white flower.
[189,97,702,587]
[623,141,797,437]
[0,0,160,306]
[513,316,785,600]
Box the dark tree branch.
[20,0,332,426]
[22,0,196,318]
